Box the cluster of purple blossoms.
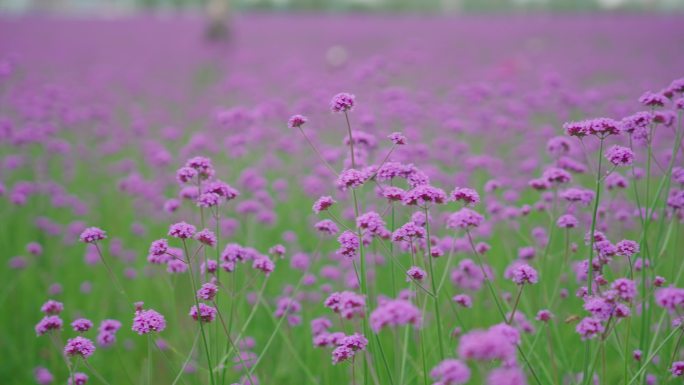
[274,297,303,326]
[451,259,493,291]
[34,367,53,385]
[639,91,668,107]
[450,187,480,206]
[446,208,484,229]
[314,219,339,236]
[452,294,472,308]
[486,366,527,385]
[184,156,215,180]
[189,303,217,323]
[324,291,366,320]
[35,315,63,336]
[576,317,605,340]
[287,114,307,129]
[64,336,96,359]
[252,256,275,276]
[40,299,64,315]
[507,263,539,285]
[655,287,684,313]
[312,196,336,213]
[430,359,471,385]
[457,323,519,363]
[132,307,166,335]
[68,373,89,385]
[605,145,635,166]
[369,298,422,332]
[406,266,427,282]
[97,319,122,347]
[391,221,426,243]
[672,361,684,377]
[564,117,621,138]
[331,333,368,364]
[197,281,218,301]
[330,92,355,113]
[79,227,106,243]
[388,131,406,145]
[402,184,447,206]
[337,230,360,258]
[71,318,93,333]
[195,228,217,247]
[336,169,368,190]
[560,188,595,206]
[168,221,196,239]
[356,211,389,238]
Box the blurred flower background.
[2,1,684,385]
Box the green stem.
[423,206,445,360]
[182,240,216,385]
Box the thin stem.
[297,126,339,176]
[182,239,216,385]
[582,137,605,385]
[508,285,524,325]
[423,206,445,360]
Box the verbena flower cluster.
[7,15,684,385]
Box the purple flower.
[388,132,407,145]
[330,92,355,113]
[535,309,553,322]
[356,211,388,237]
[252,256,275,276]
[197,192,221,208]
[406,266,427,282]
[314,219,339,236]
[611,278,636,301]
[68,373,88,385]
[132,308,166,335]
[185,156,214,179]
[197,282,218,301]
[287,114,307,128]
[447,208,484,229]
[402,184,447,206]
[149,239,169,256]
[313,196,336,213]
[41,300,64,315]
[71,318,93,332]
[189,303,217,323]
[336,169,367,190]
[35,315,63,336]
[337,230,360,258]
[556,214,579,229]
[430,359,471,385]
[639,91,668,107]
[486,366,527,385]
[64,336,96,359]
[324,291,365,320]
[391,221,426,241]
[450,187,480,205]
[369,299,421,332]
[34,367,54,385]
[168,221,196,239]
[331,346,354,364]
[79,227,106,243]
[509,264,538,285]
[457,324,517,362]
[576,317,604,340]
[452,294,472,308]
[672,361,684,377]
[176,166,197,183]
[605,145,634,166]
[195,229,217,247]
[311,317,332,336]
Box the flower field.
[1,14,684,385]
